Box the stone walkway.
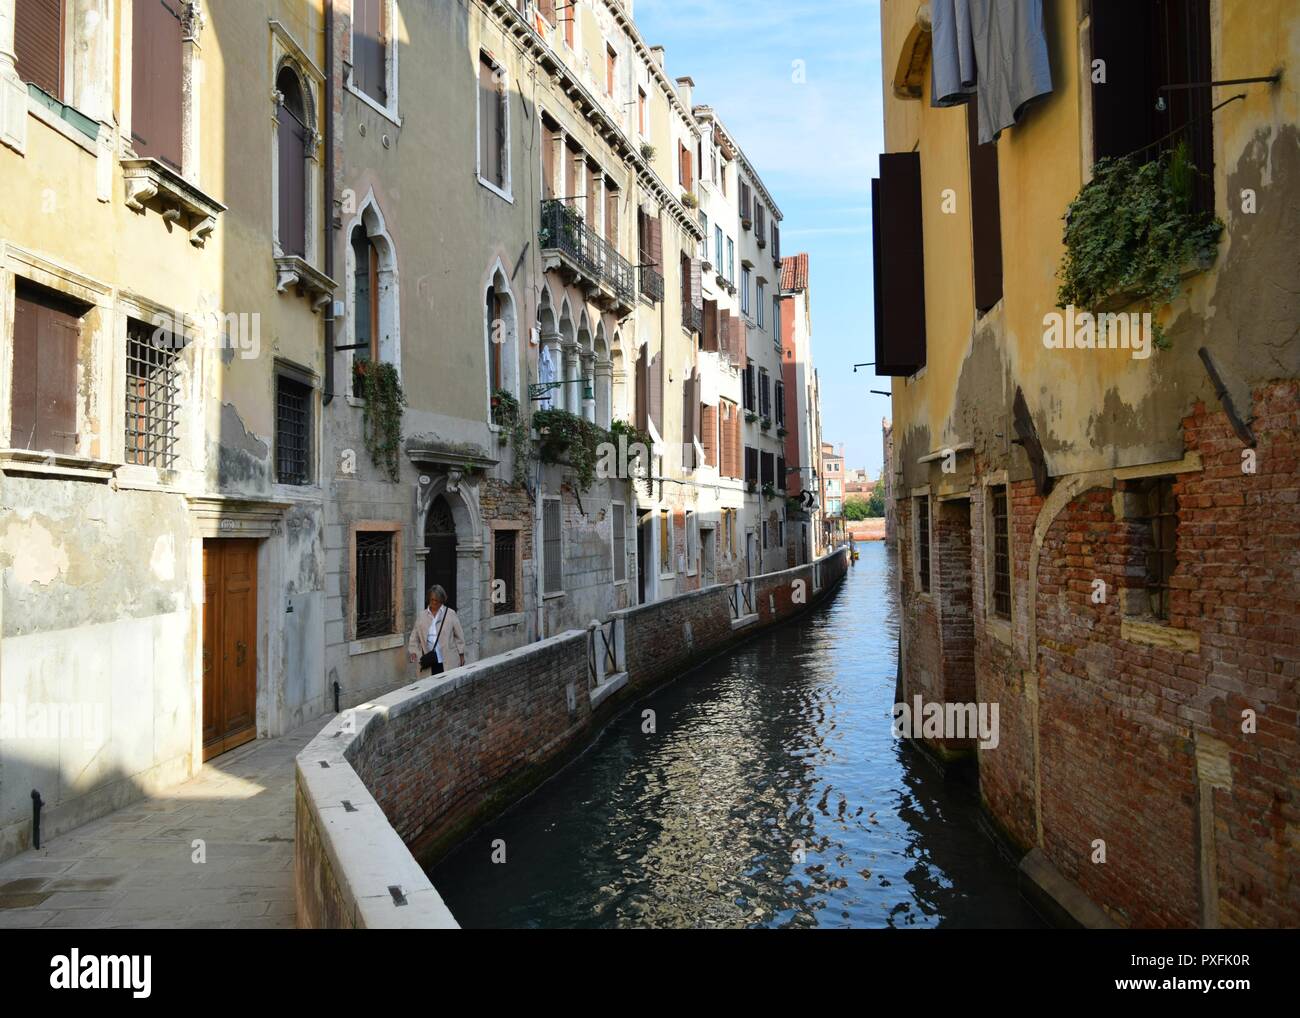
[0,718,328,929]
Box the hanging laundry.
[970,0,1054,144]
[930,0,978,107]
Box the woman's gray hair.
[427,585,447,605]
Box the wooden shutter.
[701,404,717,467]
[681,371,694,467]
[276,70,308,257]
[606,187,618,246]
[635,342,648,433]
[131,0,184,170]
[541,126,557,199]
[777,455,787,491]
[690,257,703,312]
[11,281,81,455]
[648,215,663,272]
[649,345,663,434]
[702,299,718,352]
[740,181,751,222]
[872,152,927,376]
[733,311,747,365]
[355,0,387,103]
[15,0,63,97]
[480,57,505,187]
[967,101,1003,313]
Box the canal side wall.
[294,547,850,928]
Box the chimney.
[675,76,694,107]
[649,45,665,68]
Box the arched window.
[483,266,517,423]
[276,66,309,257]
[351,225,378,394]
[345,195,399,397]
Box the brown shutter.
[701,404,717,467]
[15,0,63,97]
[355,0,387,103]
[730,407,741,479]
[693,382,701,451]
[967,101,1003,312]
[684,146,693,192]
[606,187,618,246]
[702,299,718,352]
[131,0,184,170]
[12,282,81,455]
[649,215,663,273]
[276,70,308,257]
[635,342,648,433]
[649,345,663,434]
[733,311,747,365]
[681,371,693,467]
[541,126,556,199]
[873,151,927,375]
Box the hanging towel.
[930,0,978,107]
[970,0,1053,145]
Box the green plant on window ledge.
[776,425,788,438]
[745,410,758,424]
[1056,141,1223,349]
[533,408,607,492]
[762,482,776,500]
[353,359,406,482]
[491,388,532,486]
[760,416,772,431]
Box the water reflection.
[432,542,1043,928]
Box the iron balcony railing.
[682,302,703,334]
[639,262,664,303]
[539,199,636,307]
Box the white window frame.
[476,50,513,203]
[756,282,765,328]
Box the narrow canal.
[431,541,1044,928]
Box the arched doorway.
[424,496,458,610]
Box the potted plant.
[760,417,772,431]
[762,483,776,500]
[745,479,757,494]
[640,142,656,161]
[777,425,788,438]
[745,410,758,424]
[681,191,698,209]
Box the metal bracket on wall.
[1012,387,1054,497]
[1197,347,1257,448]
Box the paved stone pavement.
[0,719,329,929]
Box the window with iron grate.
[612,504,626,582]
[915,495,931,594]
[125,318,182,470]
[355,531,395,638]
[493,528,517,614]
[991,485,1011,618]
[276,373,312,485]
[543,497,563,594]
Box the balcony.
[682,302,703,334]
[539,200,636,314]
[639,263,664,304]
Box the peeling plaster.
[4,519,70,586]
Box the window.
[11,279,83,455]
[760,451,775,489]
[739,181,752,224]
[493,528,518,614]
[355,531,396,638]
[915,495,931,594]
[352,0,389,106]
[543,497,563,594]
[773,296,781,345]
[741,266,751,316]
[966,102,1003,313]
[991,485,1011,618]
[686,512,698,573]
[478,52,509,195]
[485,281,509,408]
[350,226,379,395]
[275,371,312,485]
[276,66,310,257]
[659,510,671,573]
[678,141,693,192]
[726,237,735,283]
[755,203,767,243]
[777,454,787,491]
[1090,0,1214,213]
[742,362,755,412]
[15,0,64,98]
[713,226,723,271]
[132,0,184,171]
[563,0,576,48]
[744,446,758,485]
[774,381,785,427]
[700,212,709,262]
[612,503,627,582]
[772,222,780,262]
[758,367,770,418]
[757,282,765,327]
[125,318,182,469]
[605,43,617,96]
[1134,477,1178,620]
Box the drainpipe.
[30,790,43,850]
[322,0,336,404]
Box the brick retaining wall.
[295,547,850,928]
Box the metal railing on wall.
[539,200,636,307]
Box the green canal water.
[430,541,1045,928]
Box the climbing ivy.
[1057,143,1223,348]
[354,360,407,482]
[492,388,532,487]
[533,408,608,492]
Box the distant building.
[882,418,895,545]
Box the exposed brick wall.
[904,381,1299,928]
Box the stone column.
[594,359,613,427]
[581,353,596,423]
[0,0,27,155]
[561,341,578,414]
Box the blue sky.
[636,0,888,475]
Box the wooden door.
[202,540,258,761]
[424,496,458,610]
